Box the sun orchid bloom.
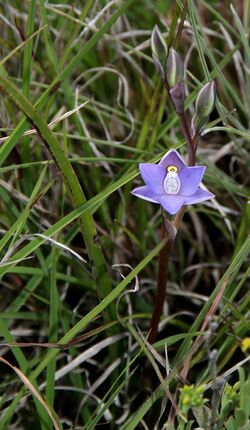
[132,149,214,215]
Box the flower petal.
[139,163,166,194]
[158,195,184,215]
[184,187,215,205]
[159,149,186,170]
[131,186,159,204]
[179,166,206,196]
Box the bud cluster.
[151,25,216,135]
[151,25,185,114]
[179,384,206,417]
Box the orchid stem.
[148,81,197,344]
[148,207,184,344]
[164,77,196,166]
[148,219,173,344]
[179,113,196,166]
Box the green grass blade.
[0,238,167,429]
[0,0,134,167]
[0,72,112,303]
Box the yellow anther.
[167,165,178,173]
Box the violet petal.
[159,149,186,171]
[158,195,184,215]
[184,188,215,205]
[179,166,206,196]
[139,163,166,195]
[131,186,159,204]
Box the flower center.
[164,165,180,194]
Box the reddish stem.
[179,113,196,166]
[148,85,196,344]
[148,221,173,344]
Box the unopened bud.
[166,47,184,88]
[151,25,168,79]
[195,81,216,118]
[169,81,185,114]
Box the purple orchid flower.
[132,149,214,215]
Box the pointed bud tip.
[195,81,216,118]
[166,47,184,88]
[151,25,168,62]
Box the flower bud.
[166,47,184,88]
[180,384,205,409]
[195,81,216,118]
[151,25,168,79]
[169,81,185,114]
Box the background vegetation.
[0,1,249,429]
